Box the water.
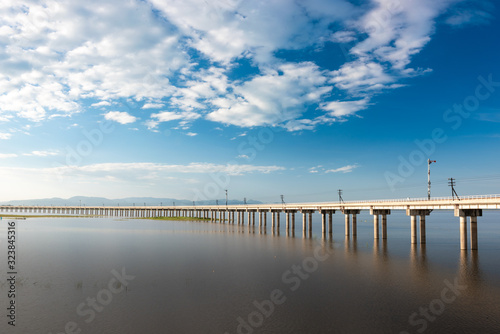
[1,211,500,333]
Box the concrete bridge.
[2,194,499,250]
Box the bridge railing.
[307,194,500,205]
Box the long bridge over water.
[2,194,500,250]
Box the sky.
[0,0,500,203]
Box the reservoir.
[1,210,499,333]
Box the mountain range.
[0,196,263,206]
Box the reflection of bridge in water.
[2,195,499,250]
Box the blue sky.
[0,0,499,202]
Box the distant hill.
[0,196,262,206]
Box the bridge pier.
[319,209,334,236]
[284,210,297,233]
[371,209,390,240]
[406,210,432,244]
[239,209,245,225]
[455,209,482,250]
[246,209,257,226]
[257,209,268,228]
[300,209,315,237]
[274,210,281,230]
[343,210,360,238]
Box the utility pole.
[280,195,285,206]
[428,159,436,200]
[448,178,460,200]
[244,197,247,205]
[338,189,344,204]
[225,189,228,207]
[216,199,219,206]
[193,201,195,206]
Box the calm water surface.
[1,211,500,333]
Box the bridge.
[2,194,500,250]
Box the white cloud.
[309,166,320,173]
[24,150,59,157]
[330,31,357,43]
[148,110,201,129]
[0,153,17,158]
[104,111,137,124]
[231,132,248,140]
[91,101,112,107]
[329,61,401,94]
[321,98,370,118]
[0,132,12,140]
[349,0,449,70]
[0,0,186,122]
[325,164,359,173]
[0,0,486,131]
[142,103,165,109]
[186,132,197,136]
[149,0,355,64]
[206,62,331,128]
[49,162,285,177]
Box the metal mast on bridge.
[428,159,436,200]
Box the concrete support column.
[455,209,482,250]
[291,212,295,231]
[286,212,290,231]
[263,212,267,227]
[328,213,333,235]
[308,212,312,234]
[345,214,350,237]
[259,211,262,227]
[352,214,357,236]
[460,216,467,250]
[302,213,307,232]
[407,209,431,245]
[373,214,379,239]
[247,211,251,226]
[419,214,426,244]
[276,212,280,229]
[271,212,275,230]
[470,216,478,250]
[252,212,256,225]
[322,212,326,235]
[381,214,387,239]
[411,215,417,244]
